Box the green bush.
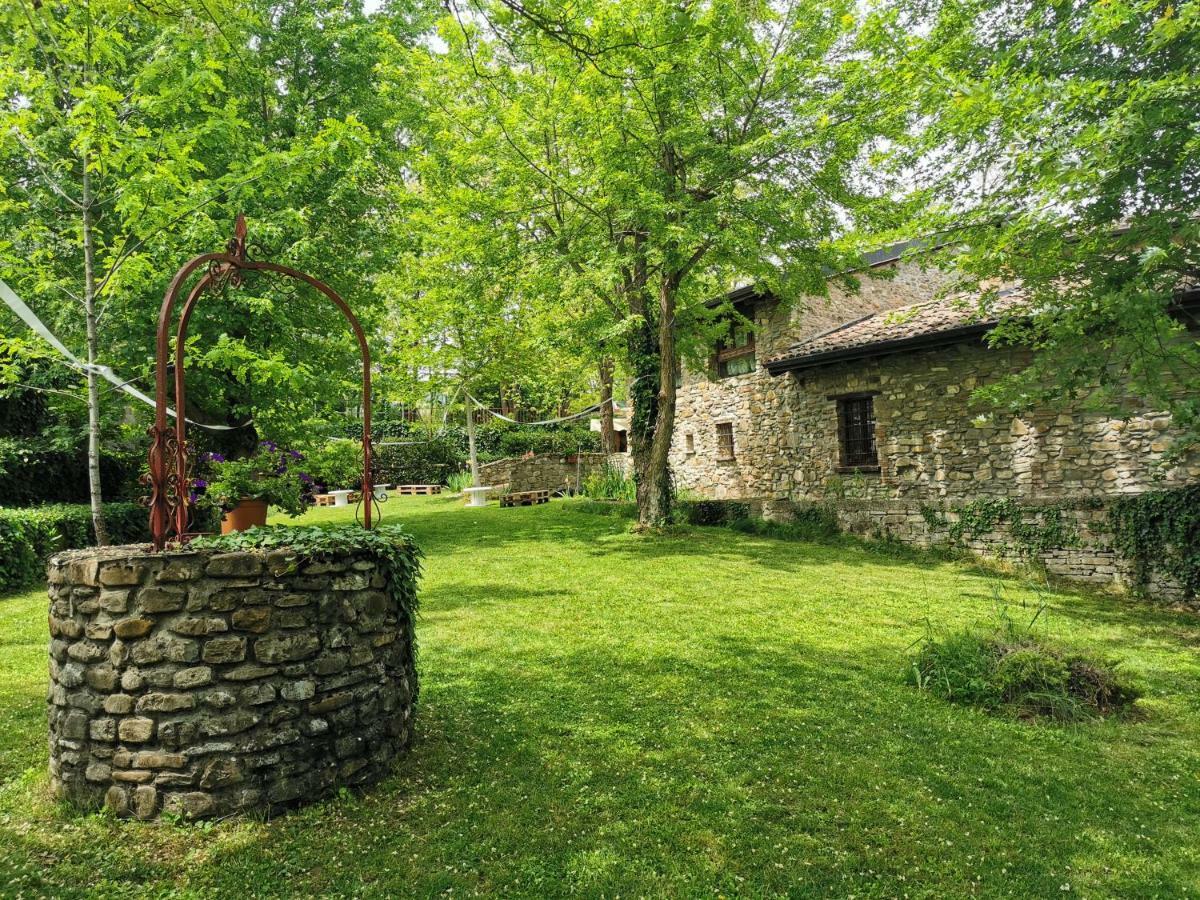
[728,504,841,542]
[340,419,601,465]
[908,605,1141,721]
[445,470,474,493]
[674,499,752,526]
[374,437,463,486]
[582,462,636,501]
[0,502,149,592]
[494,426,599,458]
[304,439,364,492]
[0,439,144,506]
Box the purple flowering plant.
[191,441,315,517]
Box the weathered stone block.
[174,666,214,689]
[171,617,229,637]
[141,587,186,613]
[103,694,135,715]
[136,692,195,713]
[222,663,277,682]
[202,637,246,664]
[118,717,155,743]
[205,553,263,578]
[254,633,319,664]
[132,751,185,769]
[231,606,271,633]
[99,563,144,587]
[114,617,154,639]
[132,785,158,819]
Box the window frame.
[834,392,880,473]
[715,422,735,460]
[715,320,756,379]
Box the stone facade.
[477,452,609,494]
[671,262,1200,594]
[46,545,416,820]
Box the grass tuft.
[909,598,1142,721]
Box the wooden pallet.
[395,484,442,496]
[313,491,362,506]
[500,489,550,508]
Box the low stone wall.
[478,452,608,494]
[763,497,1188,601]
[46,545,416,820]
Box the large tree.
[873,0,1200,450]
[408,0,898,525]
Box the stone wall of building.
[477,452,609,494]
[671,277,1199,593]
[46,545,417,820]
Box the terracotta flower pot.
[220,498,269,534]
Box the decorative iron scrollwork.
[146,215,375,550]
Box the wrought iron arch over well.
[146,215,373,550]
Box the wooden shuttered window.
[715,324,755,378]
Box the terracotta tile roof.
[764,289,1029,374]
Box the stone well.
[46,545,417,820]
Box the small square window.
[715,422,735,460]
[837,395,877,469]
[685,433,695,454]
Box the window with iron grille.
[715,323,755,378]
[837,395,877,469]
[715,422,735,459]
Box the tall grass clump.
[445,470,474,494]
[582,462,636,502]
[908,593,1141,721]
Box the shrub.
[305,439,364,492]
[0,439,144,506]
[0,502,149,592]
[908,604,1141,721]
[445,470,474,493]
[582,462,635,502]
[728,504,841,542]
[374,437,463,486]
[494,425,600,459]
[339,419,601,465]
[674,499,751,526]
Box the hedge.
[373,438,464,486]
[0,441,144,507]
[0,503,149,593]
[340,419,601,474]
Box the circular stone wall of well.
[46,545,416,820]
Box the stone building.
[670,251,1200,594]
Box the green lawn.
[2,497,1198,897]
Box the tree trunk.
[81,163,109,546]
[465,391,480,487]
[627,300,676,528]
[598,356,616,454]
[643,278,679,527]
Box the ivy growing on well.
[1108,485,1200,598]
